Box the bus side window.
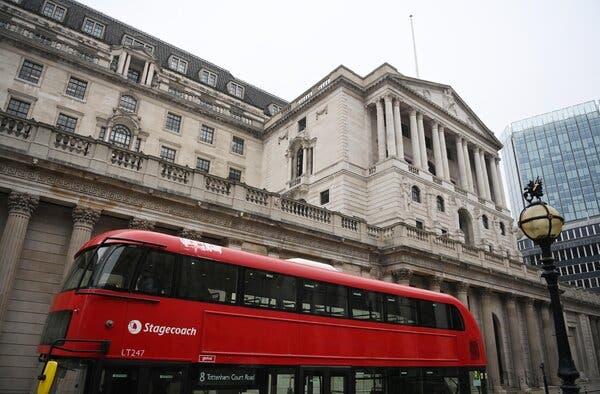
[385,296,417,325]
[133,250,176,296]
[301,280,347,317]
[178,257,238,304]
[243,268,297,311]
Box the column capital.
[129,217,156,231]
[409,108,417,117]
[8,191,39,217]
[383,95,393,103]
[72,206,101,227]
[456,281,470,292]
[480,287,495,297]
[179,228,202,241]
[393,97,401,107]
[392,267,413,282]
[429,275,444,287]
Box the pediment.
[399,78,498,144]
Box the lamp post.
[518,178,580,393]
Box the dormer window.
[268,103,281,116]
[168,55,188,74]
[200,69,218,87]
[42,1,67,21]
[82,17,105,38]
[227,82,244,99]
[122,34,154,54]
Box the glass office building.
[501,100,600,293]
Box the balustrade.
[110,148,143,170]
[0,113,32,139]
[55,131,90,156]
[246,187,269,206]
[161,162,189,183]
[205,175,231,195]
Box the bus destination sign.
[195,368,257,387]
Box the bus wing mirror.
[37,360,58,394]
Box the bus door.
[299,368,350,394]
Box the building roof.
[13,0,288,112]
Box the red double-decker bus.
[37,229,487,394]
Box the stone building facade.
[0,0,599,393]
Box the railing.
[462,244,480,257]
[406,226,428,241]
[111,148,143,170]
[0,114,33,139]
[246,187,269,206]
[341,216,358,231]
[484,251,504,265]
[433,235,456,251]
[281,198,331,223]
[161,162,190,184]
[55,131,90,156]
[205,175,231,195]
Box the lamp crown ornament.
[523,176,543,203]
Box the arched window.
[411,186,421,203]
[109,124,132,148]
[499,222,506,236]
[436,196,445,212]
[119,95,137,112]
[295,148,304,177]
[482,215,489,229]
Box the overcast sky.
[83,0,600,135]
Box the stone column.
[428,275,443,292]
[392,99,404,159]
[384,96,397,157]
[456,282,469,308]
[123,53,132,76]
[0,192,39,326]
[580,314,600,378]
[145,62,155,85]
[376,100,386,161]
[455,136,467,189]
[63,206,101,278]
[462,140,474,192]
[302,147,309,176]
[180,228,202,241]
[506,294,528,390]
[524,298,543,387]
[480,289,501,389]
[489,155,502,205]
[117,52,127,74]
[140,61,150,86]
[409,109,421,167]
[591,317,600,373]
[417,113,428,170]
[474,148,486,198]
[480,151,492,200]
[439,126,450,179]
[540,303,561,386]
[129,217,156,231]
[392,268,413,286]
[288,154,294,179]
[494,158,507,207]
[431,122,443,178]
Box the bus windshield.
[62,245,144,291]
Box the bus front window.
[91,245,144,290]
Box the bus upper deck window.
[91,245,143,290]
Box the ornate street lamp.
[518,178,580,393]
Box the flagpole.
[409,14,420,78]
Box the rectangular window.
[18,59,43,84]
[228,168,242,182]
[320,189,329,205]
[65,76,88,100]
[122,34,154,54]
[165,112,182,133]
[56,113,78,133]
[42,1,66,21]
[200,70,218,87]
[127,69,140,83]
[168,55,188,74]
[178,256,237,303]
[81,17,105,38]
[133,250,176,297]
[243,268,297,311]
[231,136,244,155]
[227,82,244,98]
[196,158,210,173]
[160,146,176,163]
[6,98,31,119]
[301,279,347,317]
[415,220,424,230]
[385,295,417,325]
[199,125,214,144]
[350,289,383,321]
[298,117,306,132]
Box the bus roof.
[82,229,460,305]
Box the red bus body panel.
[39,229,486,368]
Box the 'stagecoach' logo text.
[127,320,197,336]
